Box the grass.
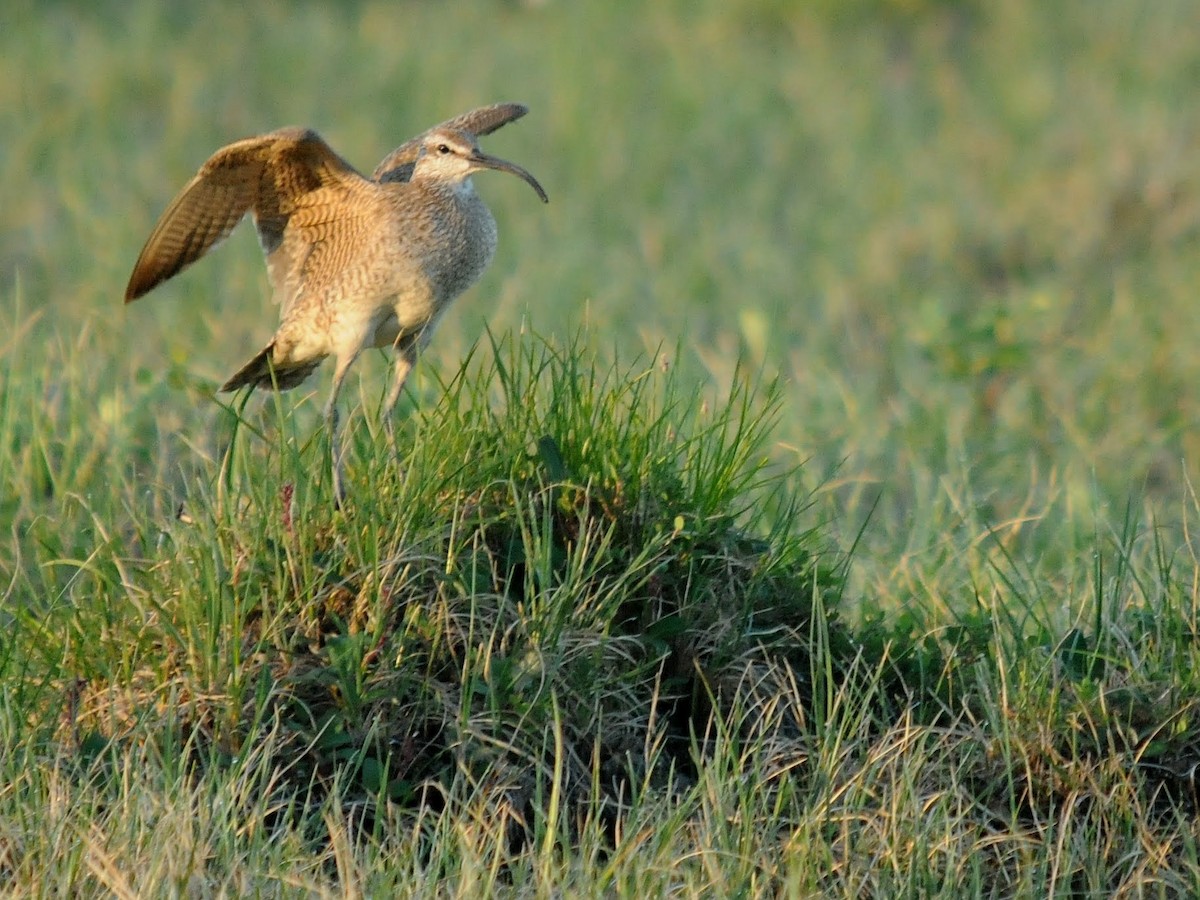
[6,0,1200,895]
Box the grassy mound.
[59,333,846,844]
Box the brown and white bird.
[125,103,547,503]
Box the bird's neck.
[447,176,478,200]
[412,175,478,202]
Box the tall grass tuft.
[17,331,838,856]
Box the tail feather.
[220,343,321,392]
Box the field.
[4,0,1200,895]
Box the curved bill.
[472,152,549,203]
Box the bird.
[125,103,548,503]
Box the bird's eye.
[437,144,451,155]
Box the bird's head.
[412,128,548,203]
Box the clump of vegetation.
[58,333,849,845]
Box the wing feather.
[124,127,365,302]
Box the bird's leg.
[382,343,418,454]
[326,398,343,507]
[326,353,359,508]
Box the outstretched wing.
[125,127,367,302]
[372,102,529,184]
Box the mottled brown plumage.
[125,103,547,502]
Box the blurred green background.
[4,0,1200,615]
